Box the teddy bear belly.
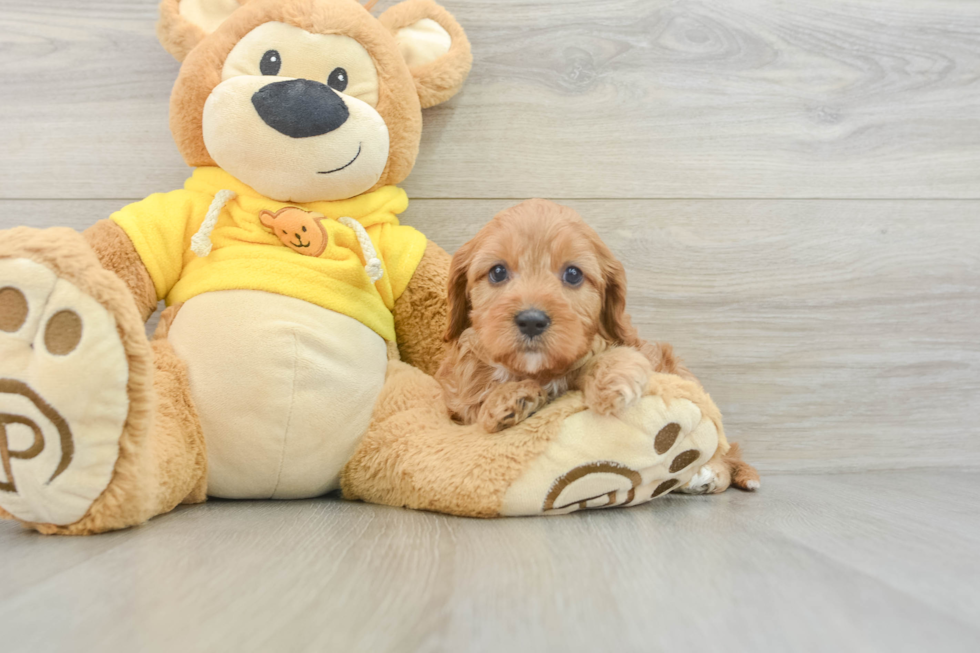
[166,290,389,499]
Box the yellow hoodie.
[111,167,426,341]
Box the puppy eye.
[327,67,348,92]
[302,226,307,232]
[562,266,584,287]
[260,50,282,76]
[488,264,509,284]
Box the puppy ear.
[597,244,642,347]
[379,0,473,108]
[443,240,473,342]
[157,0,244,61]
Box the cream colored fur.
[168,290,388,499]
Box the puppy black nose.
[251,79,349,138]
[515,309,551,338]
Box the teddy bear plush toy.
[0,0,733,535]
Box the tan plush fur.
[378,0,473,108]
[166,0,470,191]
[153,303,185,340]
[83,219,159,322]
[392,240,452,376]
[0,228,206,535]
[157,0,211,62]
[341,360,588,517]
[341,362,732,516]
[145,338,209,508]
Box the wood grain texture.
[1,471,978,652]
[3,198,978,473]
[2,3,978,650]
[1,0,979,199]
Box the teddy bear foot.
[0,227,206,534]
[343,365,726,518]
[0,252,131,526]
[499,382,720,515]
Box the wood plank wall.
[1,0,978,472]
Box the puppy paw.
[678,443,761,494]
[582,348,653,416]
[677,462,728,495]
[478,380,548,433]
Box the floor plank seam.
[4,197,980,202]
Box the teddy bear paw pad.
[500,393,719,516]
[0,258,129,526]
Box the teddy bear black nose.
[251,79,349,138]
[515,309,551,338]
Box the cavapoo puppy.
[437,199,759,492]
[438,199,676,431]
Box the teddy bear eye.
[260,50,282,76]
[327,67,348,92]
[302,226,307,232]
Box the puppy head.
[446,199,639,378]
[160,0,471,202]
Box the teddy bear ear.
[378,0,473,108]
[156,0,245,62]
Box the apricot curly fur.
[436,200,730,444]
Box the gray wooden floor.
[1,0,979,650]
[1,472,978,652]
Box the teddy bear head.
[158,0,471,202]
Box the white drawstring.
[191,196,382,284]
[339,216,384,283]
[191,189,237,257]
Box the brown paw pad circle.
[669,449,701,473]
[43,310,82,355]
[652,478,679,498]
[654,422,681,454]
[0,287,28,333]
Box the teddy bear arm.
[83,219,159,322]
[392,239,451,376]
